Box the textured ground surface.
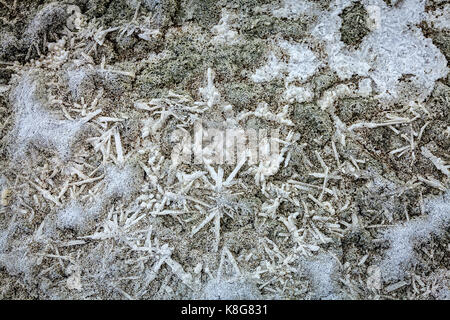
[0,0,449,300]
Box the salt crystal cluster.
[0,0,448,301]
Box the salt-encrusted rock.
[0,0,448,301]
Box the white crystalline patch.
[251,42,321,84]
[211,9,239,45]
[303,253,341,299]
[57,165,140,230]
[0,176,6,196]
[326,43,371,79]
[284,85,314,103]
[104,164,140,199]
[125,0,142,9]
[15,109,83,158]
[0,246,37,277]
[312,0,448,101]
[362,28,447,101]
[11,72,85,159]
[279,41,323,83]
[199,279,261,300]
[272,0,320,19]
[199,68,221,108]
[358,78,373,97]
[380,190,450,282]
[251,53,285,83]
[57,201,91,230]
[427,5,450,30]
[67,68,92,100]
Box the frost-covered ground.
[0,0,449,300]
